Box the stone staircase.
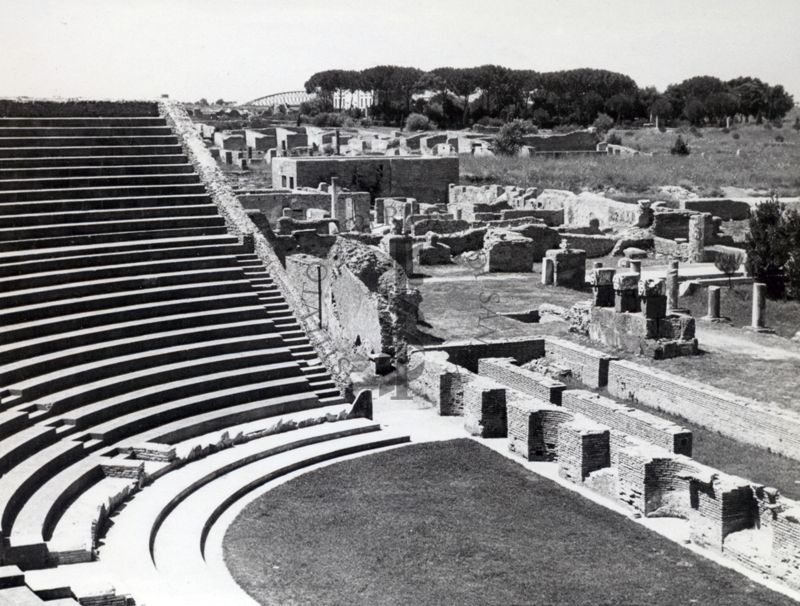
[0,105,407,605]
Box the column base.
[700,315,730,323]
[743,325,776,334]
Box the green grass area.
[461,124,800,197]
[620,397,800,499]
[681,282,800,338]
[224,440,795,606]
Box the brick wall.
[561,390,692,456]
[408,350,478,416]
[557,419,610,483]
[478,357,565,404]
[507,395,573,460]
[773,510,800,589]
[238,190,371,226]
[557,233,616,258]
[543,336,616,388]
[464,377,508,437]
[607,359,800,460]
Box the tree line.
[303,66,794,129]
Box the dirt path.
[696,326,800,361]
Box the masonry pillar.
[374,198,385,225]
[613,272,640,313]
[638,278,667,319]
[589,268,616,307]
[387,235,414,278]
[688,214,706,263]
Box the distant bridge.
[240,91,316,108]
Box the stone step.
[0,182,206,202]
[36,351,299,422]
[0,254,240,294]
[0,278,254,328]
[0,144,184,159]
[0,117,167,127]
[0,318,279,402]
[112,424,407,605]
[0,226,231,252]
[9,334,288,414]
[0,172,200,191]
[0,194,213,215]
[0,234,240,264]
[0,290,262,351]
[0,136,179,148]
[0,154,187,169]
[81,374,314,444]
[0,126,173,137]
[0,243,248,278]
[0,162,195,179]
[0,215,227,243]
[0,304,270,369]
[0,204,218,227]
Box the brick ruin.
[408,335,800,590]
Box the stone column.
[704,286,721,321]
[666,260,684,314]
[329,177,340,221]
[613,272,640,313]
[589,268,616,307]
[751,282,766,329]
[374,198,385,225]
[688,214,706,263]
[541,257,554,285]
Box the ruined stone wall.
[543,337,615,388]
[423,337,545,373]
[238,190,371,225]
[557,420,610,483]
[410,218,470,236]
[507,397,571,460]
[273,156,458,204]
[408,351,479,416]
[557,234,616,258]
[521,130,599,152]
[434,227,486,255]
[561,390,692,456]
[681,199,751,221]
[535,190,645,228]
[607,359,800,460]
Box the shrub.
[494,120,527,156]
[477,116,505,127]
[606,133,622,145]
[670,136,690,156]
[593,113,614,133]
[689,126,703,138]
[311,112,345,127]
[775,135,785,143]
[746,197,789,298]
[714,252,742,287]
[721,127,730,134]
[732,132,740,140]
[405,112,431,132]
[793,117,800,131]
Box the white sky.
[1,0,798,104]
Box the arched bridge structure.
[240,91,316,108]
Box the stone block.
[464,384,508,438]
[624,247,648,259]
[483,228,535,273]
[613,272,640,291]
[589,267,616,287]
[641,295,667,320]
[545,248,586,288]
[593,285,614,307]
[638,278,665,298]
[658,314,696,340]
[614,289,639,313]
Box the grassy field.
[461,123,800,197]
[224,440,796,606]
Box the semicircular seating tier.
[0,105,408,606]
